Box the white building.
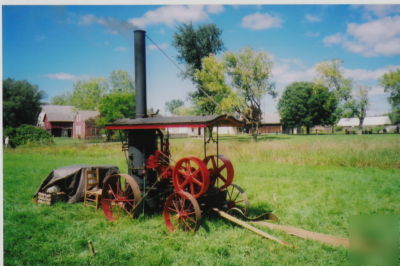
[337,116,392,128]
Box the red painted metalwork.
[106,123,207,130]
[172,156,210,198]
[101,174,142,221]
[204,155,234,190]
[163,192,201,232]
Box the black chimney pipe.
[134,30,147,118]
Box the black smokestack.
[134,30,147,118]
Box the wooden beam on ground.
[251,221,349,248]
[212,208,290,246]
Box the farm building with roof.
[38,105,100,138]
[258,113,282,134]
[337,116,392,129]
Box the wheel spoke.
[178,170,187,176]
[193,169,200,177]
[217,164,226,172]
[180,178,190,188]
[232,191,241,201]
[211,156,217,169]
[190,182,195,195]
[192,178,203,186]
[168,207,178,213]
[181,217,193,231]
[218,173,227,183]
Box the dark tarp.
[34,165,119,203]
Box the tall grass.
[3,134,400,265]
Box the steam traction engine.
[100,30,249,232]
[102,115,248,232]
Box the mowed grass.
[3,134,400,265]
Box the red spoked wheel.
[203,155,234,190]
[101,174,142,221]
[163,192,201,232]
[226,184,249,216]
[173,156,209,198]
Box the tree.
[165,99,184,115]
[50,92,72,105]
[173,23,224,80]
[379,68,400,124]
[194,55,234,114]
[109,70,134,93]
[315,59,353,123]
[173,23,224,114]
[70,78,109,110]
[343,86,369,130]
[3,78,45,129]
[278,82,337,134]
[97,92,135,127]
[224,47,276,140]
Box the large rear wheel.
[203,155,234,190]
[173,156,209,198]
[101,174,142,221]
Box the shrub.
[6,125,53,147]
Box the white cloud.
[45,73,79,80]
[78,14,133,35]
[241,12,282,30]
[306,31,320,37]
[115,46,128,52]
[305,14,321,23]
[206,5,224,14]
[342,65,400,81]
[369,85,386,96]
[45,73,92,81]
[35,35,47,41]
[129,5,223,28]
[147,43,168,51]
[354,5,400,18]
[323,16,400,57]
[323,33,344,45]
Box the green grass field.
[3,134,400,265]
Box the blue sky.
[3,4,400,116]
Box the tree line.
[4,22,400,143]
[166,23,400,137]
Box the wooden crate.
[37,192,67,205]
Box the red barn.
[38,105,99,138]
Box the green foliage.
[97,92,135,127]
[315,59,353,122]
[343,86,369,129]
[224,47,276,127]
[50,92,72,105]
[3,134,400,264]
[173,23,224,80]
[109,70,134,93]
[3,78,45,128]
[70,78,109,110]
[278,82,337,133]
[194,55,235,114]
[173,23,224,114]
[6,124,53,147]
[379,68,400,124]
[194,47,275,135]
[173,106,196,116]
[165,99,184,115]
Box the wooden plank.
[212,208,290,246]
[251,221,349,248]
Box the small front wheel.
[225,184,249,216]
[163,192,201,232]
